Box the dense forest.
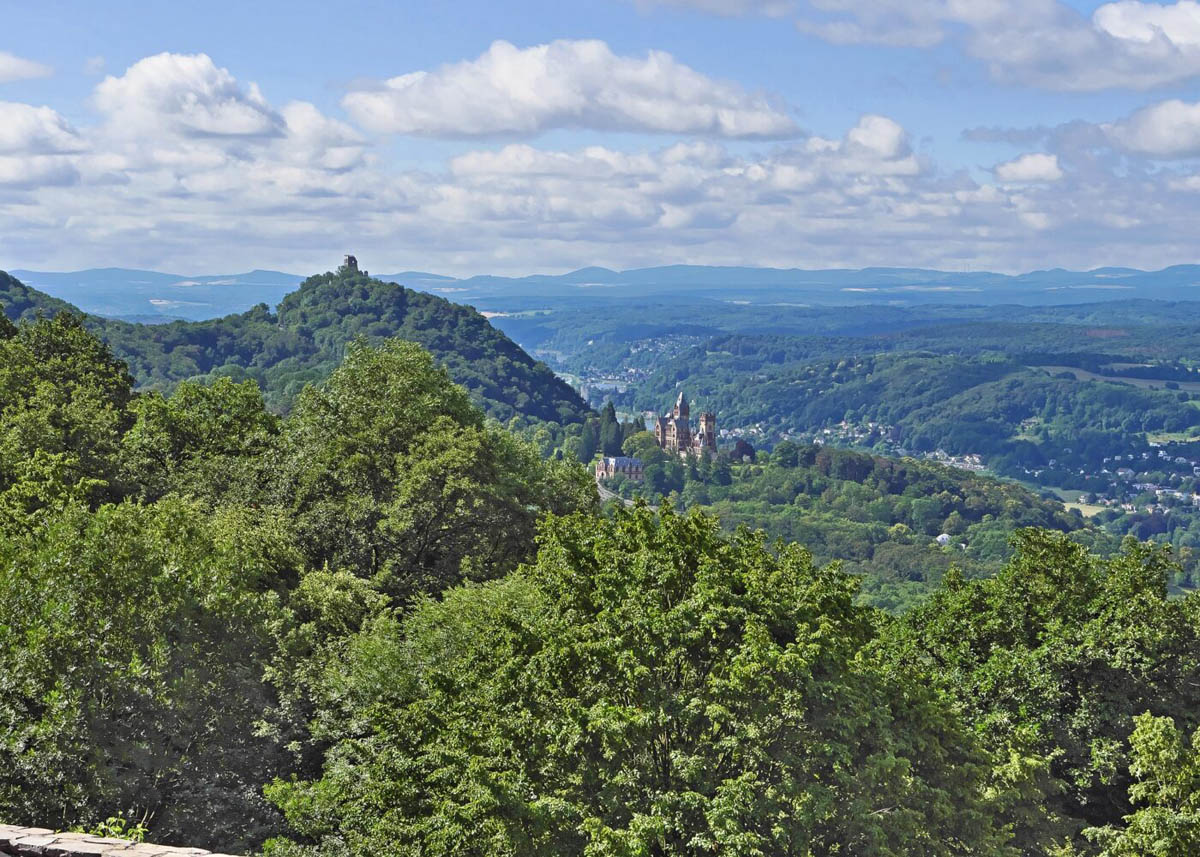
[0,269,589,424]
[495,294,1200,493]
[604,435,1123,610]
[2,308,1200,855]
[617,347,1200,481]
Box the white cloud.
[278,102,366,171]
[342,39,797,138]
[0,51,51,84]
[7,50,1200,279]
[94,53,284,139]
[1093,0,1200,45]
[994,153,1064,182]
[78,53,368,184]
[0,103,86,155]
[84,56,106,75]
[0,103,84,190]
[795,0,952,48]
[1105,98,1200,157]
[846,115,909,158]
[0,155,79,189]
[670,0,1200,90]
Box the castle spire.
[675,390,689,418]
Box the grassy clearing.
[1064,501,1107,517]
[1034,365,1200,393]
[1147,431,1200,443]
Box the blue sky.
[7,0,1200,275]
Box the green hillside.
[604,436,1117,610]
[0,268,589,424]
[625,345,1200,480]
[2,310,1199,855]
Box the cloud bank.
[994,153,1063,183]
[655,0,1200,91]
[342,39,798,138]
[5,50,1200,275]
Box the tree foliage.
[888,530,1200,853]
[0,499,295,850]
[267,506,1011,857]
[4,302,1200,856]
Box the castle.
[339,254,367,276]
[655,392,716,456]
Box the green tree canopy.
[888,530,1200,852]
[120,376,279,504]
[1086,713,1200,856]
[275,337,595,602]
[0,498,296,851]
[267,505,1010,857]
[0,313,135,519]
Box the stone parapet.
[0,825,240,857]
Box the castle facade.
[655,392,716,456]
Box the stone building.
[339,254,367,276]
[655,392,716,457]
[595,456,644,481]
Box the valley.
[4,261,1200,854]
[17,263,1200,597]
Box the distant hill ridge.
[0,269,589,424]
[15,262,1200,319]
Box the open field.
[1147,430,1200,443]
[1049,487,1108,517]
[1033,365,1200,393]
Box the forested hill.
[0,268,590,423]
[0,270,75,321]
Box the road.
[596,481,634,507]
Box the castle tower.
[673,391,689,420]
[656,393,712,455]
[696,412,716,451]
[343,254,359,272]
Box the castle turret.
[696,412,716,450]
[674,391,689,419]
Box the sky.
[9,1,1200,275]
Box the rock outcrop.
[0,825,240,857]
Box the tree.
[0,313,135,520]
[622,430,662,461]
[275,337,594,602]
[266,506,1011,857]
[1086,713,1200,856]
[598,401,623,456]
[120,376,279,504]
[772,440,798,468]
[0,498,296,851]
[889,531,1200,853]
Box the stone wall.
[0,825,240,857]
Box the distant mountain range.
[11,263,1200,322]
[9,268,305,321]
[395,264,1200,309]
